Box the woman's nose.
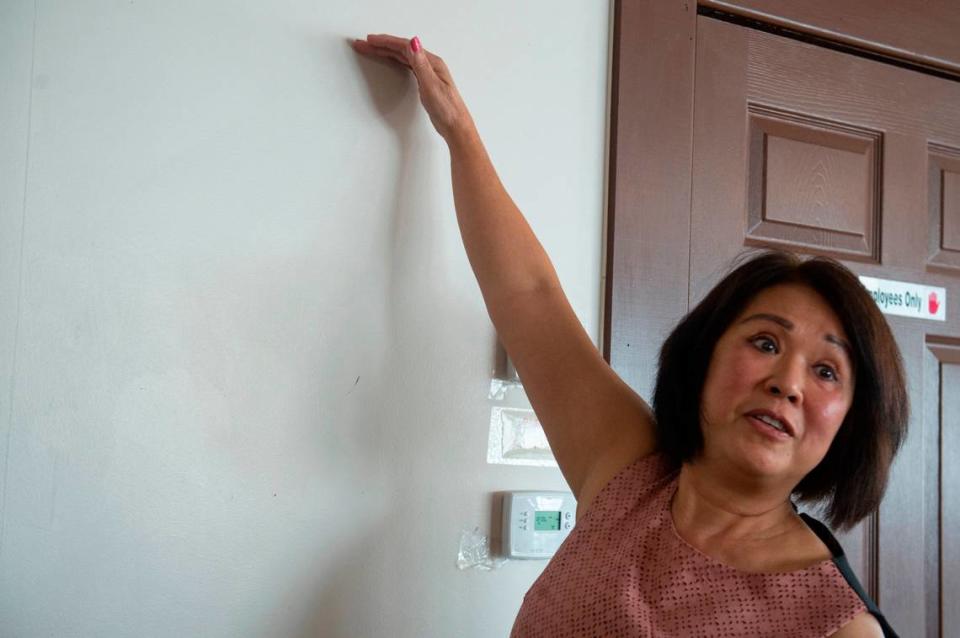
[765,360,803,404]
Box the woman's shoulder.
[575,449,678,521]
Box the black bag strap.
[798,512,899,638]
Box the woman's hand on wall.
[352,34,477,146]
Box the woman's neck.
[671,458,801,547]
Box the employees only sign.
[858,275,946,322]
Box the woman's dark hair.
[652,249,908,531]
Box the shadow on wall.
[268,38,450,638]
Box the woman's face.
[699,283,855,485]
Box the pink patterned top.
[511,453,866,637]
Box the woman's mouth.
[746,414,793,440]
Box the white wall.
[0,1,611,636]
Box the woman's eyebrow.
[739,313,793,330]
[824,334,853,360]
[739,313,852,359]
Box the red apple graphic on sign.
[929,292,940,315]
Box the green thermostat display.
[534,511,561,531]
[503,492,576,558]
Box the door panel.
[699,0,960,75]
[931,343,960,638]
[689,15,960,636]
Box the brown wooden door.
[686,15,960,636]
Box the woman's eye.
[816,365,839,381]
[751,336,778,353]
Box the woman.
[352,34,906,638]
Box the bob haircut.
[652,249,908,531]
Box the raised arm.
[352,35,657,512]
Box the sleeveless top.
[511,453,893,637]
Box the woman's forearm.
[447,125,562,306]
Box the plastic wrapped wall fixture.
[489,350,523,399]
[486,406,557,467]
[488,378,522,400]
[456,526,506,571]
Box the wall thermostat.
[502,491,576,559]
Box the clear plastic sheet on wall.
[489,350,524,399]
[488,378,523,400]
[456,526,506,571]
[486,406,557,467]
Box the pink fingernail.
[411,36,421,53]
